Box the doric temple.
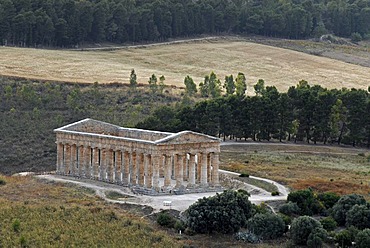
[54,119,221,194]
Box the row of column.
[56,143,220,191]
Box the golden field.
[1,38,369,91]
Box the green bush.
[12,219,20,232]
[307,227,327,248]
[239,173,249,177]
[351,32,363,42]
[174,220,185,232]
[271,191,280,196]
[247,213,285,240]
[279,202,300,216]
[331,194,366,226]
[355,228,370,248]
[185,190,253,234]
[287,188,323,216]
[235,231,261,243]
[335,229,356,247]
[156,211,175,228]
[290,216,324,245]
[320,216,337,231]
[317,192,340,209]
[0,178,6,185]
[345,203,370,230]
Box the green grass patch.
[237,177,278,193]
[105,191,131,200]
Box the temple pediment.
[155,131,220,145]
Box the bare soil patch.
[1,37,369,91]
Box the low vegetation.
[0,176,181,247]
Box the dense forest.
[1,0,370,47]
[137,78,370,147]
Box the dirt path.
[36,170,289,212]
[73,36,221,51]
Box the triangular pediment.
[54,118,121,135]
[155,131,220,145]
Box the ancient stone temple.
[54,119,221,194]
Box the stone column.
[92,147,99,179]
[164,155,172,187]
[123,151,130,186]
[152,154,160,191]
[211,152,220,186]
[200,152,208,186]
[107,149,114,182]
[56,143,64,174]
[78,145,85,177]
[130,152,137,185]
[71,144,77,176]
[188,154,196,186]
[115,150,122,184]
[99,148,106,181]
[64,144,71,175]
[176,154,184,188]
[183,155,188,181]
[84,146,91,179]
[207,153,212,183]
[138,153,145,186]
[196,153,202,183]
[145,154,152,188]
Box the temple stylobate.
[54,119,221,194]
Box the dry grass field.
[1,38,370,91]
[220,143,370,199]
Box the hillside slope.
[1,38,369,91]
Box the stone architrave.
[54,118,220,193]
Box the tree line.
[1,0,370,47]
[137,77,370,147]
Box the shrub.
[279,202,300,216]
[317,192,340,209]
[239,173,249,177]
[0,177,6,185]
[355,228,370,248]
[174,220,185,232]
[307,227,328,248]
[351,32,363,42]
[287,188,323,215]
[185,190,253,234]
[320,217,337,231]
[247,213,285,240]
[235,231,261,244]
[334,226,359,247]
[271,191,280,196]
[290,216,323,245]
[157,211,175,228]
[12,219,21,232]
[331,194,366,226]
[346,203,370,230]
